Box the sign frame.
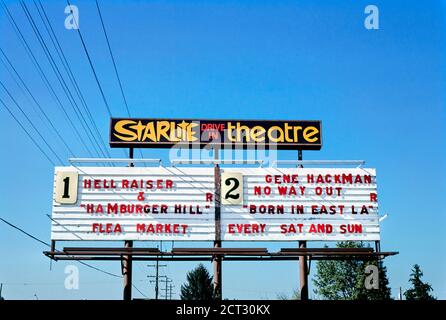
[109,118,323,150]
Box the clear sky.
[0,0,445,300]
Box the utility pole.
[213,146,222,300]
[168,283,175,300]
[0,283,3,300]
[148,262,167,300]
[160,277,172,300]
[123,147,134,300]
[298,149,309,300]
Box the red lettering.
[107,203,118,214]
[83,179,91,189]
[254,186,261,196]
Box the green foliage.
[355,262,392,300]
[404,264,436,300]
[277,289,301,300]
[313,241,392,300]
[180,263,215,300]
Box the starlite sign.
[51,166,379,241]
[109,118,322,150]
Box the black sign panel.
[110,118,322,150]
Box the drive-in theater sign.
[51,167,379,241]
[46,118,396,300]
[109,118,322,149]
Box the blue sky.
[0,0,445,299]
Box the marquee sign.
[109,118,322,150]
[51,167,215,241]
[220,168,380,241]
[51,166,379,241]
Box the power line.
[168,283,175,300]
[66,0,112,118]
[132,284,147,298]
[0,48,75,156]
[148,263,167,300]
[66,0,128,158]
[0,98,55,165]
[160,277,173,300]
[0,216,121,279]
[34,0,112,160]
[0,54,62,150]
[0,217,51,247]
[0,0,95,157]
[77,261,121,279]
[0,215,151,297]
[2,279,150,286]
[19,0,106,159]
[95,0,130,117]
[0,81,64,164]
[94,0,145,162]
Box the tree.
[404,264,436,300]
[313,241,364,300]
[355,262,392,300]
[277,289,301,300]
[313,241,392,300]
[180,263,215,300]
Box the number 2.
[221,172,243,205]
[225,177,240,200]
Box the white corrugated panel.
[51,166,215,241]
[220,168,380,241]
[51,166,380,242]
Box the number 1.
[62,176,70,198]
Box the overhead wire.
[0,81,64,164]
[0,97,56,166]
[19,0,107,159]
[95,0,130,117]
[66,0,128,159]
[95,0,145,164]
[0,217,122,278]
[0,216,149,296]
[0,3,148,295]
[34,0,112,160]
[0,0,95,158]
[0,48,75,156]
[65,0,112,118]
